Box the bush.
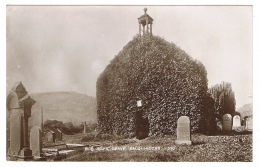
[44,120,64,132]
[96,34,208,136]
[44,120,84,135]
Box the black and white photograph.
[3,2,257,163]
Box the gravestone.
[246,116,252,131]
[222,114,232,131]
[9,107,22,156]
[30,126,46,160]
[54,129,62,141]
[45,131,55,143]
[7,82,36,161]
[232,115,241,128]
[175,116,191,145]
[216,120,223,131]
[83,121,87,134]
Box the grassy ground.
[62,132,252,162]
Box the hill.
[238,103,253,118]
[29,91,97,128]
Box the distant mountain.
[29,91,97,128]
[238,103,253,118]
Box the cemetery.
[6,8,252,162]
[6,80,252,161]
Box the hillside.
[238,103,253,118]
[29,92,97,128]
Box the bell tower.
[138,8,153,36]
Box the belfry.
[138,8,153,36]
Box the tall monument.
[7,82,36,161]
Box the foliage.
[200,93,216,135]
[44,120,64,132]
[44,119,84,135]
[96,34,208,136]
[208,82,236,119]
[83,123,98,133]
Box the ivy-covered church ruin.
[96,8,208,138]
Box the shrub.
[44,120,64,132]
[44,120,84,135]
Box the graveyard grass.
[62,132,252,162]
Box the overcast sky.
[6,6,252,109]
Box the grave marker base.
[33,156,47,161]
[175,140,191,145]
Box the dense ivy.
[96,34,208,137]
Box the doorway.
[136,111,149,139]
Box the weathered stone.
[83,122,87,134]
[175,116,191,145]
[54,129,62,141]
[246,116,252,131]
[45,131,55,143]
[232,115,241,128]
[9,108,22,156]
[222,114,232,131]
[30,126,44,159]
[7,82,36,161]
[216,120,223,131]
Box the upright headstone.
[54,129,62,141]
[175,116,191,145]
[232,115,241,128]
[216,118,223,131]
[30,126,46,160]
[7,82,36,161]
[9,106,22,156]
[83,122,87,134]
[45,131,55,143]
[246,116,253,131]
[222,114,232,131]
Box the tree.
[208,82,236,119]
[43,120,84,135]
[43,120,64,132]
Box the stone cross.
[7,82,36,161]
[232,115,241,128]
[222,114,232,131]
[175,116,191,145]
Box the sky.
[6,6,253,109]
